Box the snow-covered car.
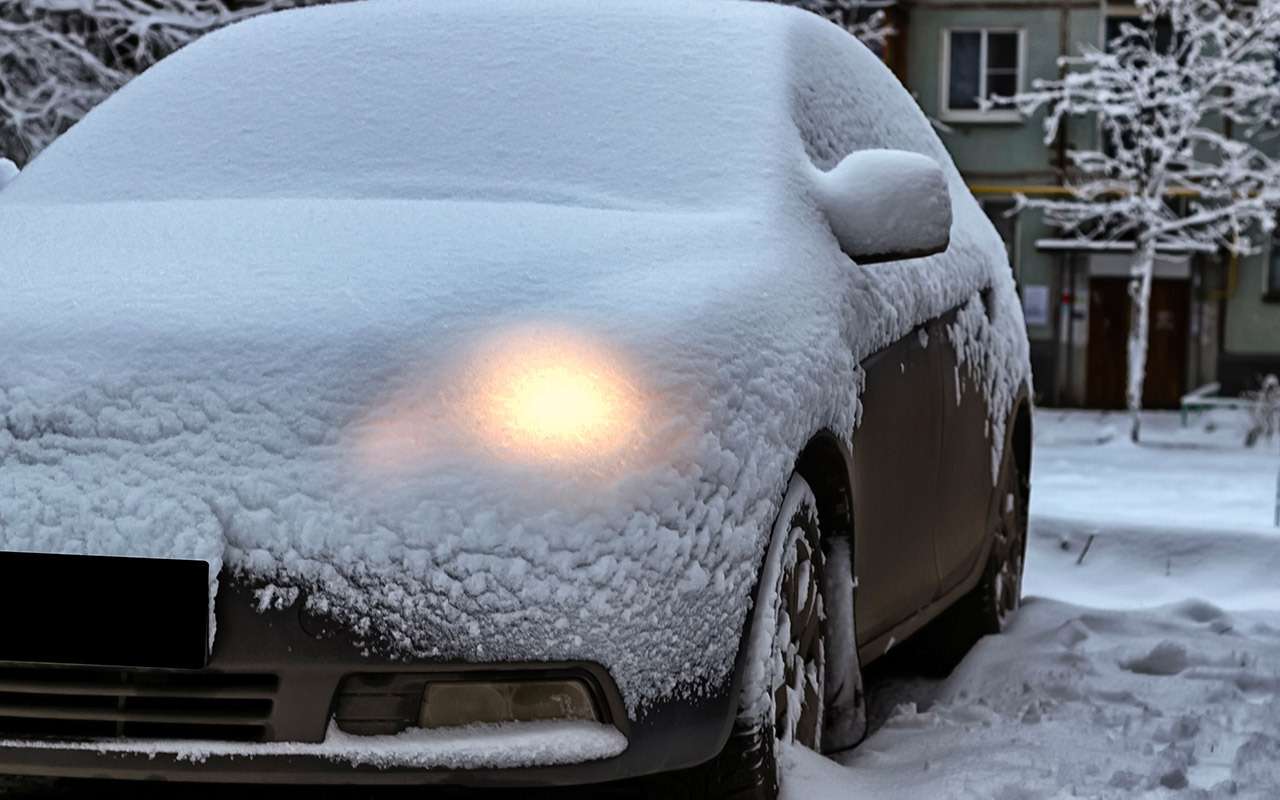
[0,0,1031,795]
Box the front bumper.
[0,577,737,786]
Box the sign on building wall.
[1022,284,1050,327]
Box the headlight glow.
[499,365,615,443]
[351,328,644,471]
[477,335,641,461]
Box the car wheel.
[770,478,827,750]
[976,440,1029,634]
[689,474,833,799]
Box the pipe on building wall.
[1206,250,1239,302]
[1058,6,1069,177]
[1064,254,1077,405]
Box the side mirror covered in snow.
[813,149,952,264]
[0,158,18,191]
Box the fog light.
[417,679,600,728]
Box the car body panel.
[935,307,1006,594]
[0,318,1028,785]
[850,323,943,645]
[0,578,733,785]
[857,378,1032,668]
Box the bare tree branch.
[0,0,321,164]
[774,0,895,50]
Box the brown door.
[852,323,942,647]
[933,311,997,595]
[1086,277,1189,409]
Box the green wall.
[903,2,1102,353]
[898,0,1278,397]
[1225,247,1280,355]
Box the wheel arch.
[794,429,867,750]
[1004,391,1033,517]
[793,429,856,545]
[1012,398,1032,480]
[984,391,1033,561]
[727,429,857,728]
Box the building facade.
[882,0,1280,406]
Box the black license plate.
[0,551,209,670]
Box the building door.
[1086,277,1189,409]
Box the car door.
[851,323,943,646]
[932,305,996,594]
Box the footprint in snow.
[1173,598,1228,624]
[1120,640,1190,676]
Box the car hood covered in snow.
[0,1,1030,716]
[1,198,836,711]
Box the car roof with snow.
[6,0,816,207]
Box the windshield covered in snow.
[3,2,795,209]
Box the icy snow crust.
[785,600,1280,798]
[0,1,1029,717]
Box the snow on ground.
[1028,409,1280,612]
[784,409,1280,799]
[1030,409,1278,536]
[789,599,1280,799]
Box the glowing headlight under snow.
[352,329,645,470]
[472,333,642,461]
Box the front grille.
[0,666,278,742]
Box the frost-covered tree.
[1245,374,1280,448]
[1008,0,1280,442]
[777,0,894,50]
[0,0,316,164]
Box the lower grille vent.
[0,666,278,742]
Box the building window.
[941,29,1023,122]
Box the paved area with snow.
[3,409,1278,798]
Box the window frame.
[939,27,1026,123]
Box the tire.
[661,473,865,799]
[910,437,1029,674]
[978,440,1029,635]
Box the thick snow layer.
[1028,410,1280,610]
[812,150,952,261]
[0,720,626,769]
[782,410,1280,798]
[0,0,1028,716]
[786,599,1280,799]
[1031,409,1280,534]
[1030,516,1280,612]
[3,2,787,208]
